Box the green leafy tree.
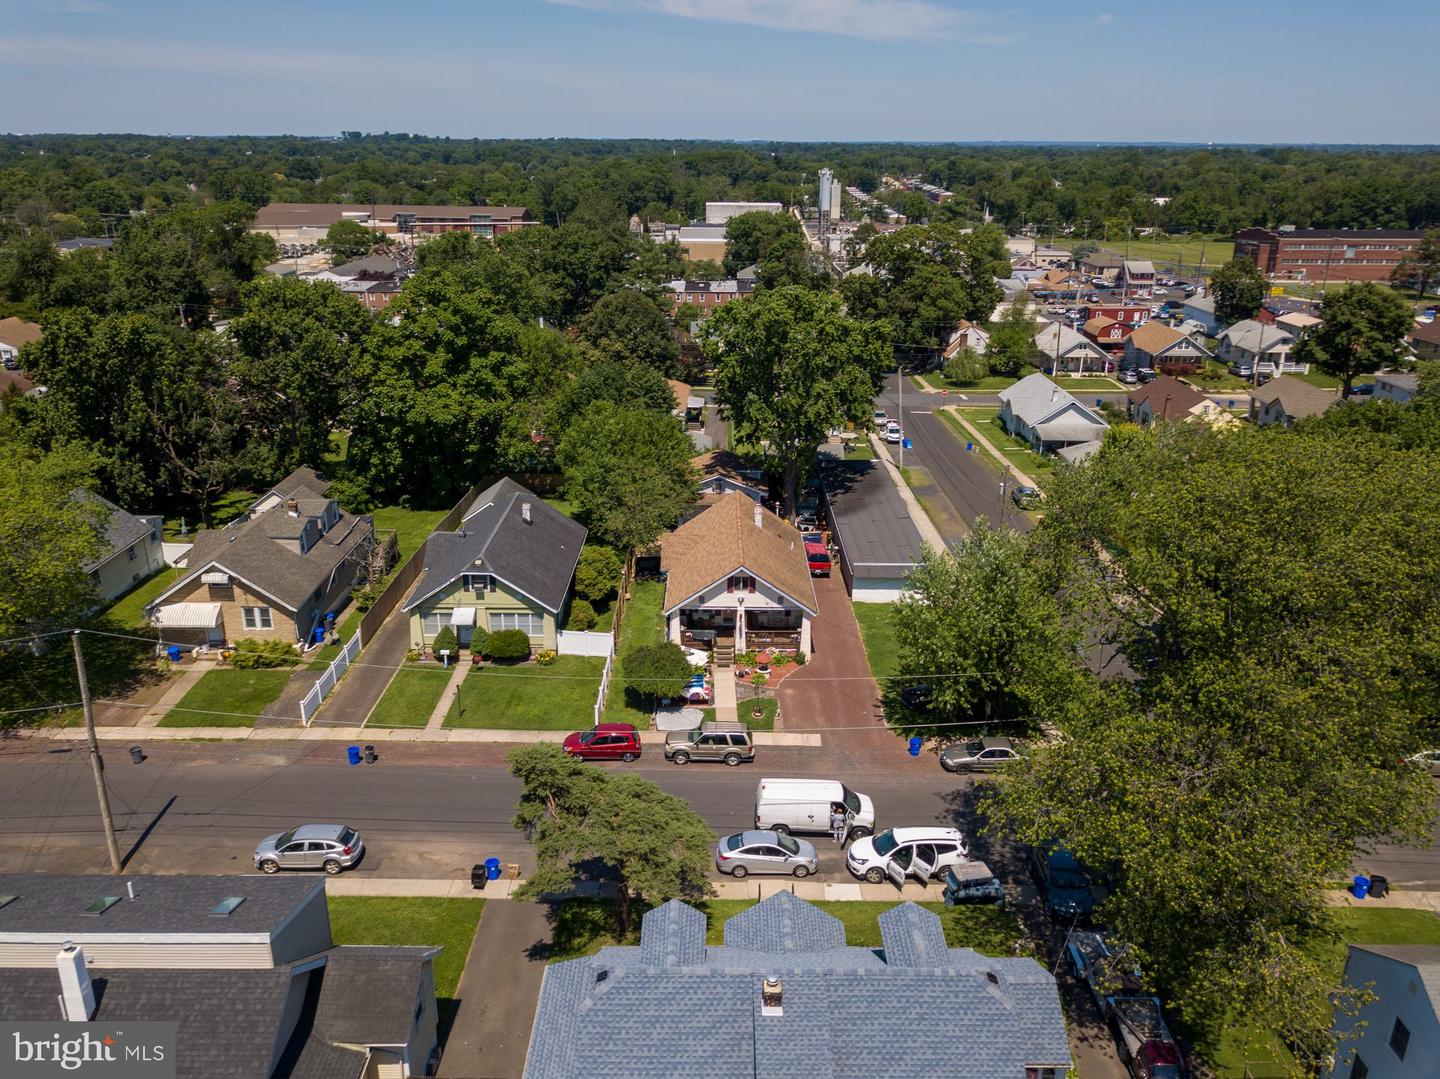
[1293,282,1415,397]
[227,276,372,479]
[943,345,988,385]
[987,422,1440,1066]
[510,743,714,934]
[579,290,681,373]
[565,598,597,631]
[574,546,622,604]
[722,211,804,277]
[622,642,696,705]
[892,530,1068,733]
[1389,229,1440,298]
[0,231,61,307]
[324,219,385,264]
[557,401,696,550]
[1209,257,1267,327]
[0,441,106,638]
[984,300,1040,377]
[701,286,888,514]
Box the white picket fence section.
[558,630,614,657]
[593,651,614,727]
[299,630,363,726]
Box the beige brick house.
[147,468,373,647]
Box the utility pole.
[73,631,123,873]
[897,361,904,469]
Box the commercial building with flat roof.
[821,459,927,603]
[253,202,536,243]
[1234,227,1425,283]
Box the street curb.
[30,726,822,747]
[324,877,946,902]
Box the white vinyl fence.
[299,630,362,726]
[558,630,615,657]
[593,650,615,727]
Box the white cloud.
[1095,12,1115,25]
[546,0,1004,43]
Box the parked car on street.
[563,722,643,761]
[942,861,1006,907]
[1029,842,1098,922]
[255,824,364,875]
[1010,484,1041,510]
[664,721,754,765]
[1407,749,1440,778]
[939,736,1023,773]
[884,420,902,444]
[873,408,889,428]
[847,826,970,885]
[715,830,819,879]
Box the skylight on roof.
[210,896,246,917]
[0,895,16,910]
[82,896,121,916]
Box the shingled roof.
[71,490,155,571]
[404,477,586,614]
[659,492,817,616]
[1127,375,1207,419]
[1250,374,1337,420]
[524,893,1072,1079]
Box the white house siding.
[667,576,812,655]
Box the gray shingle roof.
[1250,374,1337,418]
[404,478,587,614]
[525,894,1072,1079]
[723,889,846,953]
[821,460,926,580]
[640,899,707,967]
[999,372,1108,431]
[0,874,321,937]
[73,489,154,571]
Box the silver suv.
[255,824,364,875]
[664,721,754,766]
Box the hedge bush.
[485,629,532,660]
[566,598,598,631]
[230,638,299,669]
[431,625,458,656]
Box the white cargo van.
[755,778,875,841]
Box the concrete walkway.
[942,406,1040,490]
[426,662,470,730]
[438,897,550,1079]
[868,432,948,550]
[711,665,738,723]
[135,658,217,727]
[1326,889,1440,913]
[40,725,821,746]
[314,596,414,727]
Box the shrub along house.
[402,478,586,654]
[146,468,373,648]
[660,491,817,664]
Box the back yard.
[601,578,665,726]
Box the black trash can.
[363,745,377,764]
[470,864,488,891]
[1369,874,1390,899]
[129,746,145,764]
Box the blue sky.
[1,0,1435,142]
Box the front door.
[457,625,473,647]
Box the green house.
[402,478,587,652]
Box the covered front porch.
[672,606,807,655]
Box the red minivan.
[562,723,642,762]
[805,541,831,577]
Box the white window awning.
[449,607,477,627]
[152,602,223,629]
[200,571,231,585]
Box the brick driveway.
[779,573,910,766]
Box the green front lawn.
[852,602,900,683]
[327,896,485,1027]
[102,567,186,629]
[548,898,1027,960]
[367,666,453,727]
[602,578,666,725]
[446,655,606,730]
[1189,360,1253,392]
[948,408,1057,487]
[843,439,877,460]
[159,668,293,726]
[1290,370,1373,392]
[927,374,1021,393]
[1055,377,1124,392]
[697,696,779,731]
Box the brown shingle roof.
[1250,375,1338,419]
[1411,321,1440,347]
[659,492,817,615]
[0,317,42,349]
[1125,320,1187,356]
[1128,376,1206,419]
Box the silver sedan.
[715,830,819,879]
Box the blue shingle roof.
[523,894,1072,1079]
[640,899,707,968]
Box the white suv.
[846,826,970,885]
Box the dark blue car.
[1029,843,1098,922]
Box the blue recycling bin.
[312,626,326,645]
[966,441,973,452]
[347,745,362,766]
[1351,874,1371,900]
[166,645,181,664]
[908,736,922,757]
[485,857,502,881]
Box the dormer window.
[462,574,494,594]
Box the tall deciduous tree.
[510,744,714,934]
[557,401,696,550]
[987,422,1439,1066]
[984,299,1041,377]
[579,289,681,373]
[323,219,384,264]
[1389,229,1440,298]
[722,211,804,277]
[700,286,888,514]
[1293,282,1414,396]
[1208,256,1268,327]
[228,276,372,478]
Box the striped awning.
[200,571,231,585]
[152,603,223,629]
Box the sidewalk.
[135,657,217,727]
[942,406,1040,490]
[1326,889,1440,913]
[39,725,822,746]
[868,431,948,550]
[426,662,470,730]
[325,876,947,902]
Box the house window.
[728,575,755,593]
[127,545,136,561]
[462,574,494,594]
[489,611,543,636]
[1025,1069,1062,1079]
[1350,1053,1368,1079]
[420,612,447,638]
[242,607,273,630]
[1389,1017,1409,1059]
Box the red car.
[805,541,831,577]
[562,723,642,762]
